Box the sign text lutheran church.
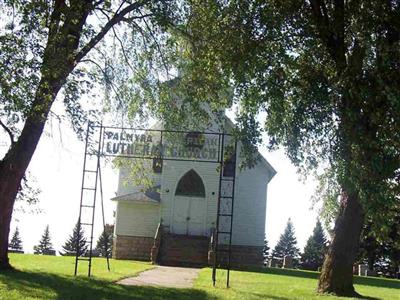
[103,129,221,161]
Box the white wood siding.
[115,201,160,237]
[232,163,268,247]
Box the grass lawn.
[196,268,400,300]
[0,254,399,300]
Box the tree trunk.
[0,51,71,269]
[0,0,150,271]
[0,117,49,269]
[0,1,95,269]
[318,190,364,296]
[367,254,375,271]
[0,165,20,269]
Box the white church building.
[110,116,276,267]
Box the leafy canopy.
[182,0,400,232]
[0,0,189,147]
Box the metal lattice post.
[213,133,225,286]
[98,162,110,271]
[75,122,91,276]
[226,140,238,287]
[212,134,238,288]
[87,124,103,277]
[74,123,103,277]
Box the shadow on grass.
[353,275,400,290]
[234,266,319,279]
[1,269,216,300]
[235,289,291,300]
[233,267,400,290]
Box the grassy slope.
[195,268,400,300]
[1,254,399,300]
[6,253,152,281]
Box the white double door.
[172,196,206,236]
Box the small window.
[175,169,205,197]
[153,157,162,173]
[223,154,236,177]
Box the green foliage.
[60,222,87,257]
[113,157,156,190]
[311,168,340,234]
[9,227,23,251]
[181,4,400,292]
[183,0,400,225]
[33,225,54,255]
[301,220,328,271]
[13,172,42,212]
[95,224,113,258]
[272,219,300,262]
[0,0,188,148]
[0,1,44,131]
[358,212,400,278]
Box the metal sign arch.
[74,122,237,287]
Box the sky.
[5,108,320,255]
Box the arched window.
[175,169,205,197]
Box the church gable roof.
[111,185,160,204]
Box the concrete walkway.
[117,266,201,289]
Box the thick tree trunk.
[0,73,65,267]
[367,255,375,271]
[0,166,20,269]
[0,1,95,269]
[0,117,49,269]
[318,190,364,296]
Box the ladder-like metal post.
[75,122,91,276]
[74,123,104,277]
[98,163,110,271]
[213,133,225,286]
[226,140,238,287]
[87,124,103,277]
[212,133,238,288]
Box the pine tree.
[272,218,300,261]
[60,222,88,256]
[34,225,54,255]
[263,236,270,264]
[301,220,328,271]
[9,227,23,252]
[95,224,113,258]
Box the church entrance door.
[172,196,205,236]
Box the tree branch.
[80,58,125,106]
[309,0,346,71]
[0,119,15,145]
[111,26,137,73]
[75,0,149,63]
[122,13,154,22]
[141,12,170,77]
[47,0,66,38]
